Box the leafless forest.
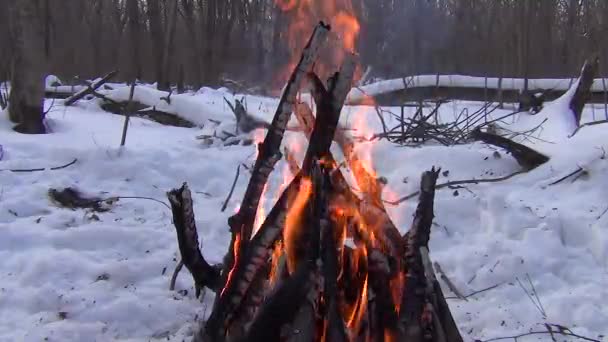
[1,0,608,91]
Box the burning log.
[167,183,221,295]
[400,168,464,342]
[202,23,330,342]
[239,161,328,342]
[205,56,356,342]
[228,22,330,247]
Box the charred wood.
[399,168,464,342]
[167,183,221,295]
[470,128,549,170]
[228,23,329,250]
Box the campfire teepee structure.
[168,23,463,342]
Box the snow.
[45,75,62,88]
[1,83,607,341]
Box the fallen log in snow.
[347,73,608,106]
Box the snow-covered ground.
[0,85,606,341]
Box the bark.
[400,168,464,342]
[8,0,46,134]
[158,0,178,91]
[203,24,329,342]
[167,183,221,293]
[146,0,165,88]
[125,0,141,81]
[571,57,599,125]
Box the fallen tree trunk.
[100,101,196,128]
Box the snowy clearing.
[0,87,607,341]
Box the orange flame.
[268,241,284,286]
[274,0,361,82]
[221,232,241,297]
[345,246,368,331]
[283,178,313,274]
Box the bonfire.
[167,3,464,339]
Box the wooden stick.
[3,158,78,173]
[167,183,221,295]
[229,22,329,247]
[570,57,599,125]
[169,260,184,291]
[120,82,136,147]
[221,164,241,212]
[386,170,526,205]
[64,70,117,106]
[204,23,330,342]
[400,168,440,340]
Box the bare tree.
[8,0,46,134]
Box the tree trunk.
[126,0,141,81]
[146,0,166,89]
[8,0,46,134]
[158,0,178,91]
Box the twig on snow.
[170,260,185,291]
[548,167,583,186]
[386,170,526,205]
[570,119,608,137]
[477,323,601,342]
[434,262,466,300]
[445,282,504,300]
[516,275,546,318]
[221,164,241,212]
[86,196,172,211]
[2,158,78,173]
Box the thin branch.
[170,260,185,291]
[94,196,172,211]
[478,325,601,342]
[445,282,504,300]
[570,119,608,136]
[2,158,78,173]
[548,167,583,186]
[386,170,526,205]
[434,262,466,300]
[221,164,241,212]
